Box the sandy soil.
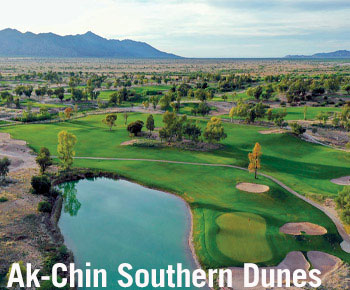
[236,182,270,193]
[0,132,38,171]
[259,129,287,135]
[331,176,350,185]
[280,222,327,236]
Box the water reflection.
[60,181,81,216]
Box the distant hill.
[0,28,180,59]
[285,50,350,59]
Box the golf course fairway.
[2,113,350,269]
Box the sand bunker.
[331,176,350,186]
[228,251,309,290]
[259,129,286,135]
[280,222,327,236]
[227,251,340,289]
[120,139,138,146]
[307,251,341,277]
[236,182,270,193]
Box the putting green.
[216,212,272,263]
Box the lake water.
[58,178,199,289]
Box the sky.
[0,0,349,58]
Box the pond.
[58,178,199,289]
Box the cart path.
[67,155,350,252]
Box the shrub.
[335,187,350,224]
[40,277,69,290]
[0,196,8,202]
[38,201,52,213]
[6,261,26,283]
[290,122,306,136]
[31,175,51,195]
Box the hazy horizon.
[0,0,349,58]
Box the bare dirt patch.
[0,132,37,171]
[236,182,270,193]
[259,129,287,135]
[331,176,350,185]
[280,222,327,236]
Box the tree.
[161,111,186,142]
[150,95,159,110]
[36,147,52,174]
[183,120,202,142]
[102,114,117,131]
[159,94,172,111]
[0,157,11,182]
[203,117,227,143]
[142,100,150,109]
[316,112,329,125]
[194,89,208,102]
[64,107,73,119]
[304,106,308,120]
[344,84,350,95]
[127,120,144,136]
[266,108,273,121]
[248,143,261,179]
[57,131,77,170]
[253,86,263,100]
[146,114,155,136]
[229,107,235,123]
[54,87,65,102]
[124,112,129,125]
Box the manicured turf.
[3,113,348,199]
[272,106,341,121]
[216,212,272,263]
[2,114,350,268]
[66,159,349,267]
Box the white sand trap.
[236,182,270,193]
[331,176,350,185]
[280,222,327,236]
[259,129,286,135]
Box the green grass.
[2,113,350,267]
[272,106,341,121]
[131,85,170,95]
[216,212,272,263]
[68,159,349,267]
[2,113,348,199]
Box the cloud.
[0,0,348,57]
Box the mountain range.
[0,28,180,59]
[285,50,350,59]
